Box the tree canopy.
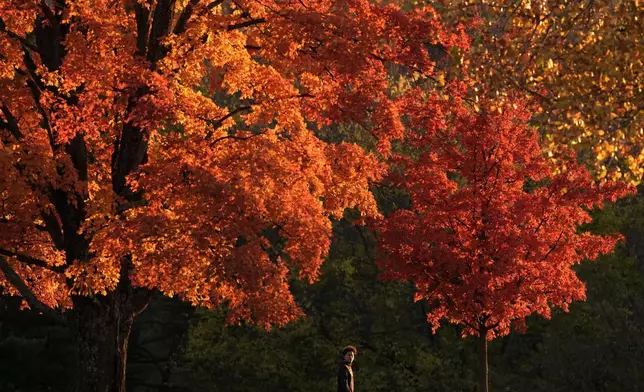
[0,0,466,325]
[435,0,644,182]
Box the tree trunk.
[73,292,133,392]
[478,329,489,392]
[71,258,146,392]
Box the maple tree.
[427,0,644,183]
[375,91,631,392]
[0,0,467,390]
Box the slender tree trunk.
[478,328,489,392]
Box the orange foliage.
[0,0,465,327]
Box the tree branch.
[204,105,253,140]
[209,129,268,147]
[26,79,57,150]
[0,18,38,52]
[0,255,66,324]
[540,230,565,262]
[0,249,65,273]
[40,210,65,250]
[133,288,152,316]
[207,0,225,9]
[17,52,58,151]
[117,199,149,214]
[0,104,23,140]
[38,0,60,35]
[134,0,153,55]
[227,17,266,31]
[147,0,177,67]
[173,0,202,35]
[204,95,314,143]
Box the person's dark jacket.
[337,362,354,392]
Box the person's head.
[342,345,357,364]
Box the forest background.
[1,0,643,391]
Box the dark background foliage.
[2,187,644,392]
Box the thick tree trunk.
[71,258,146,392]
[74,292,134,392]
[478,329,489,392]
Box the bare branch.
[204,93,313,143]
[210,129,268,147]
[133,288,152,316]
[204,105,253,140]
[227,17,266,31]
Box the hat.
[342,345,357,355]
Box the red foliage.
[375,91,632,339]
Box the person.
[337,345,357,392]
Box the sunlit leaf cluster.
[0,0,465,328]
[432,0,644,183]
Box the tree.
[432,0,644,183]
[375,92,631,392]
[0,1,467,391]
